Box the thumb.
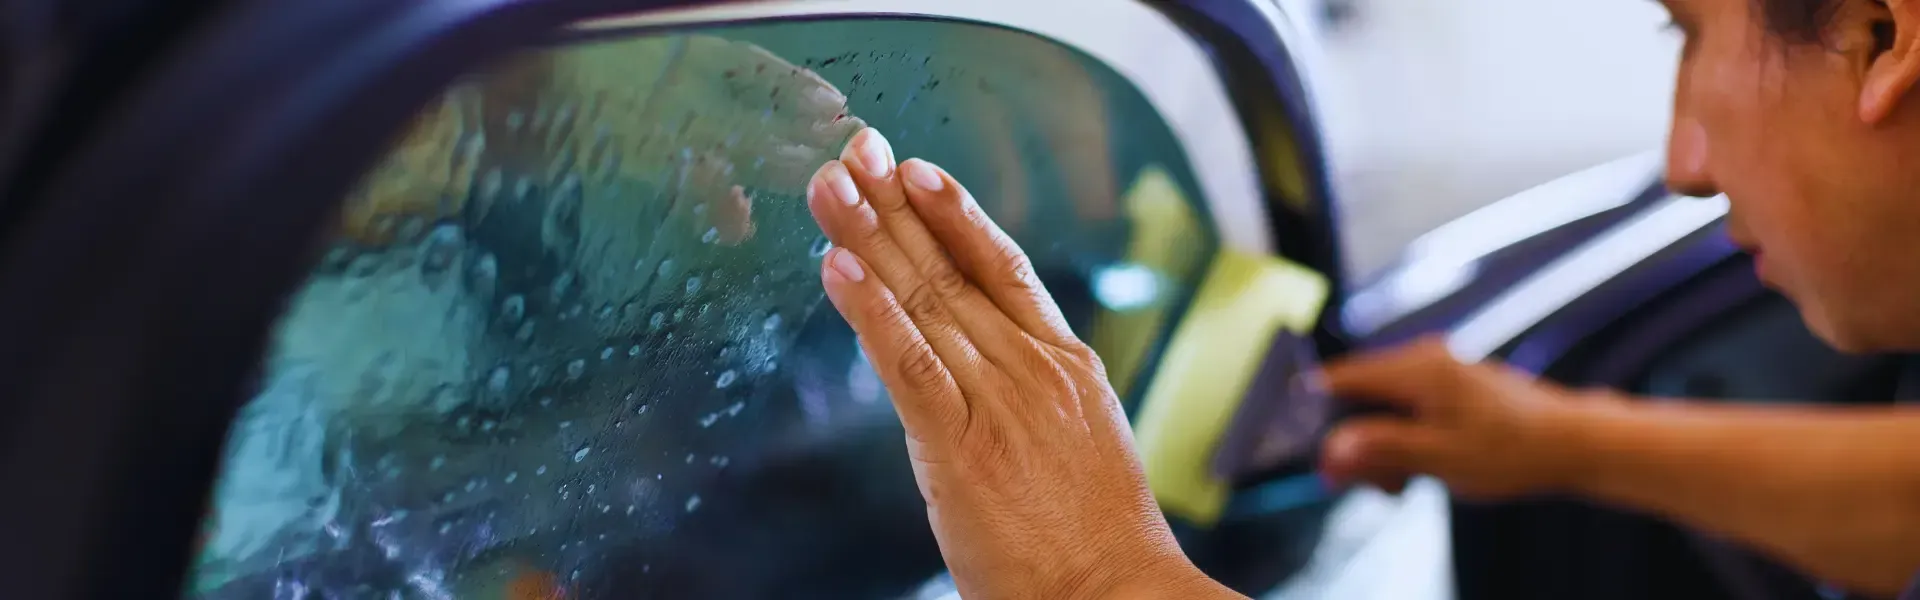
[1320,418,1443,494]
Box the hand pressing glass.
[805,128,1246,600]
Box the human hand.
[805,128,1239,599]
[1319,338,1606,500]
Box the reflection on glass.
[188,17,1217,600]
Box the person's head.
[1662,0,1920,352]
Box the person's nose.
[1665,116,1720,197]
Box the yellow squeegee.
[1131,247,1329,526]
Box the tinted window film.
[188,17,1218,599]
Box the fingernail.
[853,128,893,178]
[902,159,945,192]
[823,162,861,206]
[828,248,865,282]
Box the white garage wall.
[1294,0,1682,275]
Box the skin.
[804,129,1242,599]
[1323,0,1920,596]
[807,0,1920,597]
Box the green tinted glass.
[189,17,1218,599]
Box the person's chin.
[1798,304,1879,354]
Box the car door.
[0,1,1355,598]
[1449,189,1908,600]
[1324,156,1906,600]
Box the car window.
[187,16,1220,600]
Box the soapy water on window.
[190,33,863,599]
[186,19,1216,600]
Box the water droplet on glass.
[685,453,695,464]
[626,505,636,516]
[600,347,615,361]
[726,400,746,417]
[536,465,549,475]
[505,471,519,484]
[649,312,667,331]
[501,295,526,323]
[514,176,534,202]
[430,456,446,470]
[506,110,526,131]
[465,478,480,492]
[685,495,703,512]
[685,277,703,296]
[551,272,575,304]
[540,397,554,408]
[559,421,573,430]
[516,321,536,343]
[439,523,453,535]
[597,304,615,321]
[482,419,498,432]
[698,413,720,428]
[810,236,833,257]
[673,308,687,322]
[715,370,738,388]
[566,359,587,381]
[656,258,677,278]
[628,345,641,358]
[471,253,499,296]
[763,313,783,332]
[419,224,464,276]
[701,227,720,244]
[587,484,597,494]
[480,168,504,201]
[573,447,592,462]
[487,366,510,394]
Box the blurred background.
[1284,0,1679,276]
[1272,1,1682,597]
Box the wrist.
[1535,395,1629,495]
[1113,553,1244,596]
[1084,551,1244,600]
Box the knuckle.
[897,282,948,324]
[895,343,951,393]
[925,263,972,301]
[999,251,1042,292]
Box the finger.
[1320,418,1440,493]
[840,130,1023,345]
[819,247,970,436]
[898,158,1077,346]
[822,131,1027,355]
[808,161,993,379]
[1319,337,1460,413]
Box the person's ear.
[1861,0,1920,124]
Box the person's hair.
[1758,0,1842,42]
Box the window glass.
[188,16,1219,600]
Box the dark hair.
[1758,0,1843,42]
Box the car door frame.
[0,0,1343,597]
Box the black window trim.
[0,1,1338,597]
